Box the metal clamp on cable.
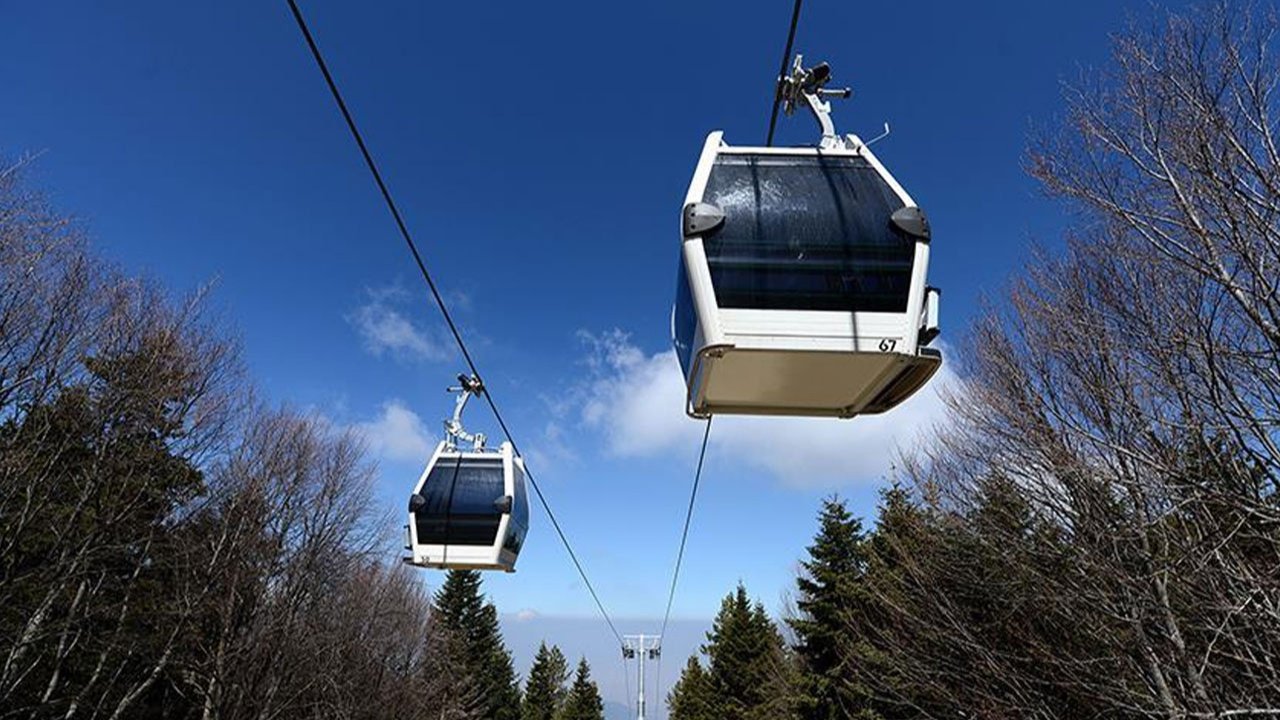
[779,55,852,148]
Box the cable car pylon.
[622,634,661,720]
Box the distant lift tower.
[622,634,661,720]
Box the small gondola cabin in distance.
[405,376,529,572]
[673,56,941,419]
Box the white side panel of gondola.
[682,131,727,349]
[407,439,448,552]
[406,440,445,566]
[494,445,517,569]
[853,135,930,357]
[678,132,728,415]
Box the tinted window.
[702,154,914,313]
[504,464,528,555]
[672,255,697,378]
[511,464,529,529]
[414,455,505,546]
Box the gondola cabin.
[404,376,529,572]
[672,57,941,418]
[406,440,528,572]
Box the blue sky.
[2,1,1192,714]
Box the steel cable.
[285,0,624,646]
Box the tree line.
[7,2,1280,719]
[0,157,606,718]
[669,5,1280,720]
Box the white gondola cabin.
[405,377,529,572]
[673,56,941,418]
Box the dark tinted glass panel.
[512,466,529,529]
[673,255,697,378]
[503,526,524,555]
[702,154,913,312]
[414,456,505,546]
[503,466,528,555]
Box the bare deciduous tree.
[822,5,1280,719]
[0,159,473,720]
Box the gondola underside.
[410,557,512,572]
[689,345,941,418]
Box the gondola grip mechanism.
[781,54,851,147]
[444,374,487,450]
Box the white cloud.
[356,399,436,462]
[576,331,959,488]
[515,608,539,622]
[524,420,580,473]
[348,288,452,362]
[579,330,692,456]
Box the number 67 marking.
[878,338,898,352]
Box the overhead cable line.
[658,418,713,640]
[656,0,806,630]
[653,417,713,715]
[653,0,804,697]
[284,0,624,646]
[765,0,804,147]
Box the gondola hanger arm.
[444,374,487,450]
[780,54,851,148]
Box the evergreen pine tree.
[668,656,714,720]
[558,658,604,720]
[522,642,570,720]
[788,496,870,720]
[434,570,522,720]
[855,484,938,720]
[703,583,795,720]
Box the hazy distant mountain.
[603,700,631,720]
